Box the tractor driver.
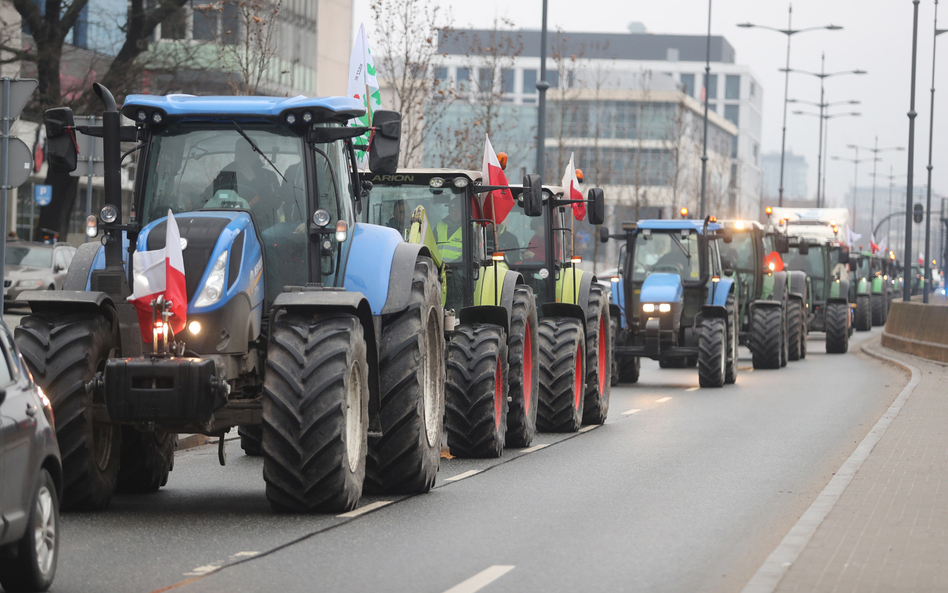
[436,206,465,262]
[210,138,283,229]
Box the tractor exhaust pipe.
[93,83,124,272]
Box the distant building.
[762,151,807,201]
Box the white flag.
[347,23,381,170]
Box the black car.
[0,321,61,592]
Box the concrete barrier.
[881,301,948,363]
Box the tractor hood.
[640,273,683,304]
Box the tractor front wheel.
[750,306,782,369]
[698,316,727,388]
[582,285,611,425]
[871,293,886,326]
[825,302,850,354]
[855,295,872,331]
[537,318,586,432]
[117,429,175,493]
[505,285,539,447]
[787,299,803,360]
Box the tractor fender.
[459,305,509,334]
[870,275,885,295]
[640,273,683,304]
[829,278,850,302]
[380,241,436,315]
[706,276,734,307]
[772,271,788,303]
[344,222,406,316]
[272,290,382,433]
[857,277,871,295]
[472,264,521,329]
[748,299,782,313]
[540,302,587,333]
[556,267,594,311]
[611,276,627,328]
[701,303,729,320]
[787,270,807,300]
[63,242,106,290]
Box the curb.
[741,337,920,593]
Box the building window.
[708,102,717,113]
[501,69,515,94]
[725,75,741,100]
[434,67,448,84]
[724,104,740,127]
[547,69,559,90]
[477,68,493,93]
[666,48,680,62]
[456,67,471,92]
[731,136,739,159]
[523,69,537,94]
[704,74,717,100]
[750,81,756,98]
[680,73,695,98]
[162,7,188,40]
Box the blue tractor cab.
[15,86,445,513]
[603,217,738,387]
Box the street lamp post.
[849,138,905,242]
[699,0,712,219]
[791,109,862,207]
[737,6,842,207]
[877,168,908,252]
[535,0,549,180]
[923,0,947,303]
[904,0,921,302]
[789,97,860,207]
[831,150,879,231]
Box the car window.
[5,245,53,268]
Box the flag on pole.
[127,210,187,342]
[870,233,879,254]
[846,225,861,248]
[32,126,45,172]
[479,134,515,224]
[877,236,887,255]
[347,23,381,170]
[561,153,586,221]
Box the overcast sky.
[353,0,947,211]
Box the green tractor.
[498,183,612,429]
[782,235,852,353]
[367,169,543,457]
[848,251,890,329]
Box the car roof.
[637,219,722,233]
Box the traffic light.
[913,203,924,223]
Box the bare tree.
[370,0,454,167]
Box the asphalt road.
[14,326,906,593]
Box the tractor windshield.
[785,243,826,299]
[632,230,700,282]
[721,231,755,273]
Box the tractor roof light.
[429,177,444,188]
[285,112,297,125]
[453,177,469,188]
[151,112,163,124]
[709,215,717,223]
[734,221,745,230]
[571,255,583,264]
[765,206,773,215]
[492,252,505,262]
[301,111,313,123]
[136,110,147,122]
[680,207,689,217]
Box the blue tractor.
[14,85,445,513]
[602,218,738,387]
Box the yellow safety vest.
[436,221,464,262]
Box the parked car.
[0,320,61,592]
[3,242,76,307]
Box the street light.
[700,0,712,219]
[791,109,862,207]
[783,54,867,207]
[790,98,861,206]
[874,168,908,253]
[737,4,842,207]
[904,0,922,302]
[923,0,948,303]
[849,139,905,240]
[535,0,549,180]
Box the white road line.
[685,387,699,392]
[231,551,259,558]
[521,443,549,453]
[578,425,598,433]
[184,564,220,576]
[622,408,641,416]
[443,565,515,593]
[741,343,922,593]
[444,469,481,482]
[337,500,392,518]
[655,396,672,403]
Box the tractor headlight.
[313,209,331,227]
[643,303,655,313]
[99,204,118,224]
[658,303,671,313]
[195,251,228,308]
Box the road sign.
[0,79,37,119]
[6,136,32,187]
[34,184,51,206]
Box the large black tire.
[825,302,850,354]
[238,425,263,456]
[505,285,539,447]
[116,429,175,493]
[262,313,368,513]
[725,294,738,384]
[582,285,611,425]
[779,305,789,368]
[698,316,727,388]
[871,293,886,326]
[16,312,122,511]
[616,354,640,384]
[365,257,444,494]
[0,469,59,592]
[749,306,782,370]
[536,317,586,432]
[609,317,620,387]
[855,294,872,332]
[444,324,509,458]
[787,299,803,361]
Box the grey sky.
[354,0,947,212]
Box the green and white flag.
[347,23,381,170]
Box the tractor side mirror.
[721,228,733,244]
[45,107,77,172]
[798,242,810,256]
[587,188,605,226]
[522,173,543,217]
[775,234,790,254]
[837,249,850,264]
[368,110,401,176]
[599,227,610,243]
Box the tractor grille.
[147,217,232,300]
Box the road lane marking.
[231,552,259,558]
[685,387,699,392]
[741,344,922,593]
[578,425,598,433]
[183,564,220,576]
[337,500,392,518]
[521,443,549,453]
[622,408,641,415]
[444,469,481,482]
[444,565,515,593]
[655,396,672,403]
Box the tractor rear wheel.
[262,313,368,513]
[537,318,586,432]
[855,294,872,331]
[582,285,611,425]
[238,425,263,456]
[787,299,803,360]
[825,302,850,354]
[609,317,620,386]
[365,257,444,494]
[871,293,886,326]
[750,306,781,369]
[444,324,509,458]
[725,294,738,384]
[617,355,640,384]
[505,285,539,448]
[16,312,122,510]
[117,429,175,493]
[698,316,727,388]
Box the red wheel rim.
[574,343,583,410]
[523,322,533,414]
[597,315,607,395]
[494,357,503,430]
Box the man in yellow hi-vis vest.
[436,207,464,262]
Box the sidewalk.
[758,337,948,592]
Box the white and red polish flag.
[479,134,515,224]
[127,210,187,342]
[561,152,586,221]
